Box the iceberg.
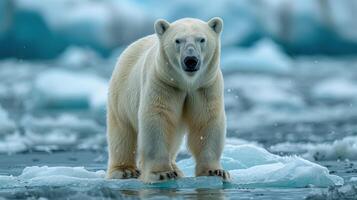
[0,145,343,189]
[31,69,108,110]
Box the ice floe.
[312,78,357,101]
[270,136,357,161]
[306,184,357,200]
[32,69,108,110]
[21,114,102,133]
[0,145,343,189]
[178,145,343,188]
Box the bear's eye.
[175,39,180,44]
[200,38,205,43]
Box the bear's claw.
[108,168,141,179]
[207,169,230,180]
[153,170,180,181]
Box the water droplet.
[200,136,203,140]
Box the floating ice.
[21,114,102,133]
[0,145,342,189]
[270,136,357,161]
[306,184,357,200]
[0,113,106,154]
[312,78,357,101]
[224,74,304,109]
[0,166,222,190]
[0,104,16,134]
[178,145,343,188]
[57,46,102,69]
[221,39,292,74]
[32,69,108,110]
[0,130,78,154]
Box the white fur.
[106,17,228,183]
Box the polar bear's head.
[154,17,223,80]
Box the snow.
[270,136,357,161]
[222,39,292,74]
[32,69,108,110]
[0,104,16,134]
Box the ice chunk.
[312,78,357,101]
[306,184,357,200]
[32,69,107,110]
[21,114,102,133]
[0,113,106,154]
[224,74,304,109]
[0,133,28,154]
[350,177,357,182]
[221,39,292,74]
[0,104,16,134]
[57,46,102,69]
[177,145,343,187]
[270,136,357,161]
[19,166,106,179]
[0,130,79,154]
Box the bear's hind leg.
[106,111,139,179]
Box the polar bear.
[106,17,229,183]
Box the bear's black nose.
[183,56,199,72]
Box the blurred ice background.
[0,0,357,199]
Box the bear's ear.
[208,17,223,34]
[154,19,170,37]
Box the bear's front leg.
[187,113,230,181]
[186,85,230,181]
[138,93,184,183]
